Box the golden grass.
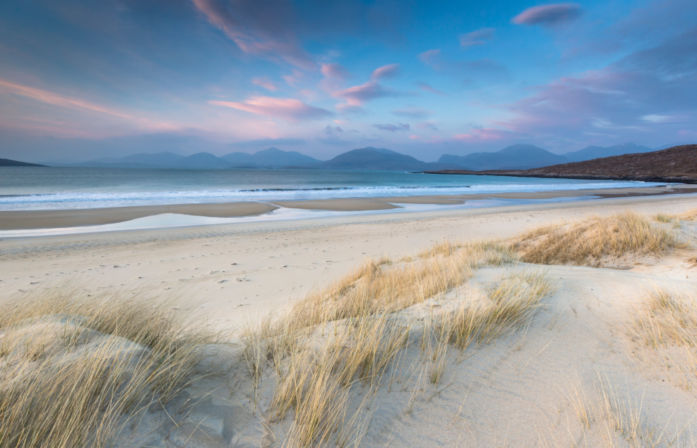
[243,239,548,446]
[271,315,409,447]
[654,213,676,223]
[569,378,664,447]
[0,294,210,448]
[633,291,697,349]
[287,241,514,329]
[630,290,697,390]
[680,209,697,221]
[437,272,551,351]
[511,212,677,267]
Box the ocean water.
[0,166,663,211]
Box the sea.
[0,167,663,212]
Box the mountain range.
[4,143,658,171]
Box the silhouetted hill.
[322,147,426,170]
[79,148,319,169]
[0,158,44,167]
[438,144,566,170]
[515,144,697,182]
[222,147,319,168]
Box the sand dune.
[3,194,697,446]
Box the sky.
[0,0,696,162]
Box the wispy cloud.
[191,0,314,69]
[499,28,697,142]
[336,81,397,106]
[417,82,445,95]
[459,28,495,47]
[321,63,350,80]
[371,63,400,80]
[210,96,332,121]
[0,78,133,120]
[419,49,441,68]
[393,107,430,118]
[0,78,174,132]
[512,3,582,26]
[453,128,506,141]
[373,122,410,132]
[252,77,278,91]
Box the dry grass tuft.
[243,240,520,446]
[680,209,697,221]
[288,241,514,329]
[630,290,697,392]
[511,212,677,267]
[0,294,210,448]
[271,315,409,447]
[654,213,676,224]
[633,290,697,349]
[437,272,551,351]
[569,378,664,447]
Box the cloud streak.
[512,3,582,26]
[336,81,397,106]
[459,28,495,47]
[0,78,175,133]
[252,77,277,91]
[374,122,410,132]
[191,0,314,69]
[371,63,400,80]
[321,63,350,80]
[210,96,332,121]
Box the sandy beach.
[2,191,697,330]
[4,191,697,446]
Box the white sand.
[2,194,696,332]
[3,193,697,446]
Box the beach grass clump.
[569,378,664,447]
[0,294,209,448]
[270,314,409,447]
[243,242,549,446]
[242,240,521,446]
[633,290,697,349]
[287,241,514,330]
[630,290,697,392]
[511,212,677,267]
[680,209,697,221]
[437,272,551,351]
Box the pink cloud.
[210,96,332,121]
[191,0,314,69]
[512,3,582,26]
[321,63,350,80]
[393,107,430,119]
[335,81,394,106]
[0,78,176,133]
[419,49,442,69]
[417,82,445,95]
[371,63,400,80]
[252,77,277,91]
[0,78,133,120]
[459,28,495,48]
[283,69,304,87]
[453,128,506,142]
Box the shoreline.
[1,183,697,231]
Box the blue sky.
[0,0,695,162]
